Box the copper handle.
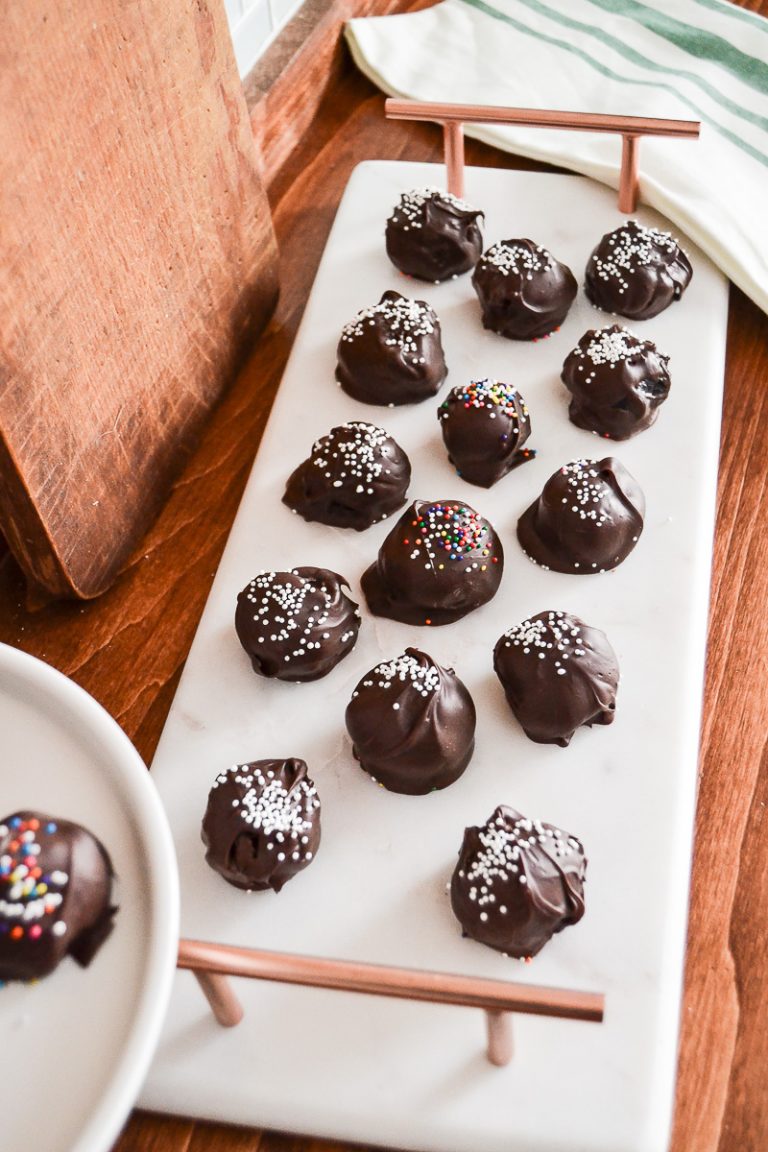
[385,98,700,211]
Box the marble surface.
[142,162,727,1152]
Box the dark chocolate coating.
[283,421,411,531]
[361,498,504,625]
[202,759,321,892]
[472,238,577,340]
[0,811,116,982]
[561,325,671,440]
[517,457,645,573]
[585,219,692,320]
[438,378,536,488]
[235,567,360,682]
[493,610,619,746]
[385,187,484,282]
[345,649,476,795]
[450,805,586,958]
[336,290,448,406]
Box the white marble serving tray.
[142,161,727,1152]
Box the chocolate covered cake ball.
[202,759,320,892]
[0,812,116,982]
[561,325,671,440]
[361,499,504,626]
[472,239,577,340]
[493,610,619,746]
[235,567,360,682]
[345,649,476,795]
[283,421,411,531]
[450,805,586,958]
[385,187,484,282]
[517,457,645,573]
[438,378,536,487]
[336,290,448,406]
[585,220,692,320]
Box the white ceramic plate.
[0,643,179,1152]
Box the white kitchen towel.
[346,0,768,314]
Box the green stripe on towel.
[458,0,768,167]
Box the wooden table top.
[2,27,767,1152]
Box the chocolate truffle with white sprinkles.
[202,759,321,892]
[438,378,536,487]
[585,220,692,320]
[0,811,116,982]
[450,805,586,958]
[235,567,360,682]
[361,499,504,626]
[517,457,645,574]
[472,238,577,340]
[283,421,411,531]
[336,290,448,406]
[345,649,476,795]
[385,187,484,282]
[561,325,671,440]
[493,610,619,746]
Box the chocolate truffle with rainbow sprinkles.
[335,290,447,406]
[472,238,577,340]
[385,187,484,282]
[202,759,321,892]
[345,648,476,795]
[493,610,619,747]
[235,567,360,682]
[585,220,692,320]
[361,499,504,626]
[438,378,535,487]
[283,421,411,531]
[0,811,116,982]
[517,457,645,574]
[450,805,586,958]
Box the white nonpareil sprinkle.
[591,220,687,292]
[340,294,437,365]
[213,764,317,855]
[388,186,477,229]
[559,459,610,526]
[479,240,553,279]
[309,422,391,490]
[464,811,575,902]
[360,651,441,699]
[503,610,582,674]
[582,326,640,366]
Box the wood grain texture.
[245,0,433,186]
[1,3,766,1150]
[0,0,278,600]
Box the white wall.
[224,0,305,78]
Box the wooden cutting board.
[0,0,279,600]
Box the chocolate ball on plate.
[345,648,476,795]
[585,219,692,320]
[335,290,448,406]
[493,610,619,746]
[235,567,360,682]
[517,457,645,573]
[385,187,484,282]
[0,811,116,982]
[283,421,411,531]
[472,238,577,340]
[202,759,321,892]
[361,498,504,626]
[561,325,671,440]
[438,378,536,487]
[450,805,586,958]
